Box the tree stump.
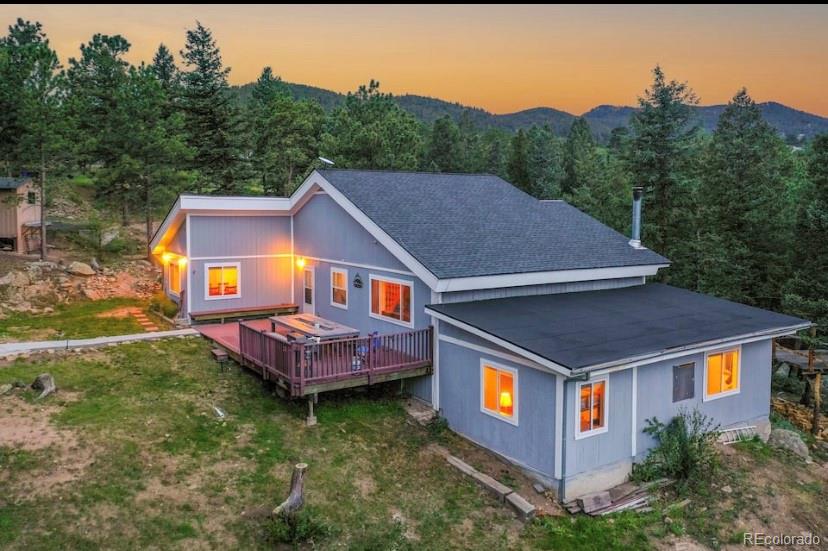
[31,373,56,400]
[273,463,308,519]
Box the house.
[149,169,810,500]
[0,177,40,253]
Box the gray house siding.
[438,324,558,480]
[168,222,186,255]
[635,339,772,458]
[186,215,293,314]
[293,194,410,272]
[189,215,291,257]
[440,276,645,303]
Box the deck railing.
[239,322,433,397]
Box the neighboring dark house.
[150,169,810,500]
[0,177,40,253]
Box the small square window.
[481,361,517,425]
[673,363,695,402]
[26,191,36,205]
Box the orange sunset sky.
[3,4,827,116]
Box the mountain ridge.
[232,81,828,142]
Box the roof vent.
[629,186,644,249]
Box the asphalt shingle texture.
[426,283,810,370]
[319,169,668,279]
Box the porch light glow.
[296,257,306,269]
[161,252,173,263]
[177,257,187,266]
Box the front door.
[303,267,315,315]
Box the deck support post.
[306,394,317,427]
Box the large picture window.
[705,348,740,400]
[577,378,608,438]
[331,267,348,308]
[205,263,240,299]
[369,275,412,326]
[480,361,517,425]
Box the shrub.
[149,292,179,319]
[632,408,720,492]
[265,507,331,546]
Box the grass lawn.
[0,337,825,550]
[0,298,166,342]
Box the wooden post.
[306,395,317,427]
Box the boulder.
[0,383,13,396]
[0,270,30,288]
[768,428,810,461]
[67,261,96,276]
[31,373,56,400]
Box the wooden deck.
[198,321,433,397]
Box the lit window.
[481,362,517,424]
[206,264,239,299]
[168,262,181,295]
[705,348,739,399]
[577,379,607,437]
[331,268,347,308]
[370,276,412,326]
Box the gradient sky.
[3,4,828,115]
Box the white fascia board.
[150,195,182,251]
[434,264,668,293]
[581,322,812,377]
[425,308,572,377]
[303,172,441,289]
[180,194,291,212]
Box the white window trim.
[703,345,742,402]
[575,376,609,440]
[479,359,519,426]
[167,262,182,298]
[330,267,348,310]
[203,262,241,301]
[368,273,414,328]
[303,266,315,315]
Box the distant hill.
[232,81,828,143]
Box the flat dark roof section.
[427,284,809,371]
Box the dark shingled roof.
[0,177,31,190]
[318,169,668,279]
[426,284,810,370]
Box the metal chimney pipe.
[629,186,644,249]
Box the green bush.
[149,292,179,319]
[632,408,720,492]
[265,507,331,546]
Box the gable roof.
[317,169,668,280]
[426,283,810,372]
[0,177,31,190]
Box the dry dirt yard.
[0,337,826,550]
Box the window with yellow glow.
[481,362,517,424]
[577,379,607,437]
[705,348,739,399]
[370,276,412,326]
[168,262,181,295]
[331,268,347,308]
[206,264,239,298]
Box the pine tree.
[17,34,66,259]
[179,22,242,193]
[0,19,48,176]
[507,129,531,193]
[628,66,701,281]
[526,125,564,198]
[424,115,463,172]
[151,43,180,97]
[563,117,596,194]
[784,134,828,333]
[698,89,793,308]
[321,80,421,170]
